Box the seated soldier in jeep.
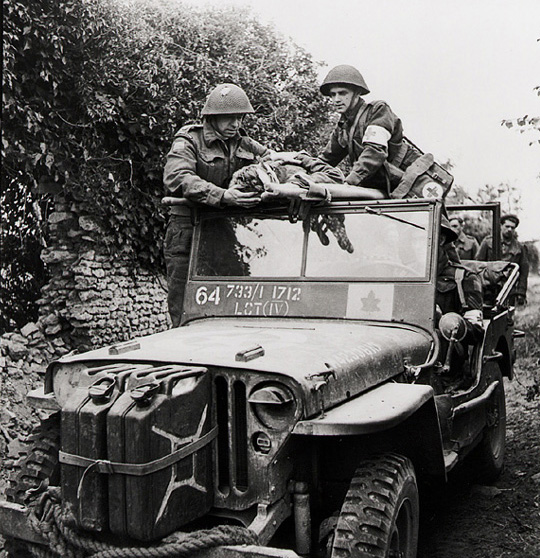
[436,216,484,390]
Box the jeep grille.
[215,375,249,493]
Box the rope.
[88,527,258,557]
[26,488,259,558]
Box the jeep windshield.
[194,207,431,281]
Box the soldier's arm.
[319,129,348,167]
[294,151,345,183]
[163,137,227,207]
[471,238,480,259]
[462,271,484,343]
[345,102,397,185]
[242,136,271,159]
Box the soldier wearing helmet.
[318,65,421,196]
[436,215,484,390]
[163,83,295,326]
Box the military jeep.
[0,195,520,558]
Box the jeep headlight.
[50,362,89,408]
[248,383,297,430]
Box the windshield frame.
[190,200,437,283]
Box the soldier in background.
[477,214,529,306]
[449,215,480,260]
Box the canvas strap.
[59,425,218,478]
[455,267,467,309]
[390,141,409,169]
[390,153,434,199]
[347,102,371,164]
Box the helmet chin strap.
[205,116,240,141]
[344,92,364,117]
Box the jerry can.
[60,363,155,530]
[107,366,214,540]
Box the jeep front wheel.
[5,413,61,558]
[330,453,419,558]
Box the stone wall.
[0,193,170,375]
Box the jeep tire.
[468,370,506,483]
[330,453,419,558]
[5,413,60,557]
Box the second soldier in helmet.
[318,64,421,196]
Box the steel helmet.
[201,83,255,116]
[320,65,370,96]
[441,214,459,243]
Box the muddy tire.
[468,372,506,483]
[4,413,61,558]
[330,453,419,558]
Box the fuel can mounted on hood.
[60,363,157,531]
[106,365,214,540]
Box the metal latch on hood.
[236,344,265,362]
[307,367,336,417]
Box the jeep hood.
[56,318,432,416]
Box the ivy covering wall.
[1,0,332,333]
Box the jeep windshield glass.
[194,210,430,279]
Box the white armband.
[362,125,391,147]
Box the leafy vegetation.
[1,0,331,333]
[501,86,540,146]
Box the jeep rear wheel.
[330,453,419,558]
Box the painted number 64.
[195,286,221,306]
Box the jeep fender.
[293,383,446,478]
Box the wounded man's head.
[229,164,269,193]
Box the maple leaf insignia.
[361,290,381,312]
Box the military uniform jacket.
[477,235,529,296]
[436,261,483,316]
[455,232,480,260]
[319,99,418,192]
[163,122,269,206]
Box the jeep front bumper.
[0,500,301,558]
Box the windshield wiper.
[364,206,426,230]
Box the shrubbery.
[1,0,331,333]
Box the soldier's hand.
[516,294,527,306]
[222,189,261,207]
